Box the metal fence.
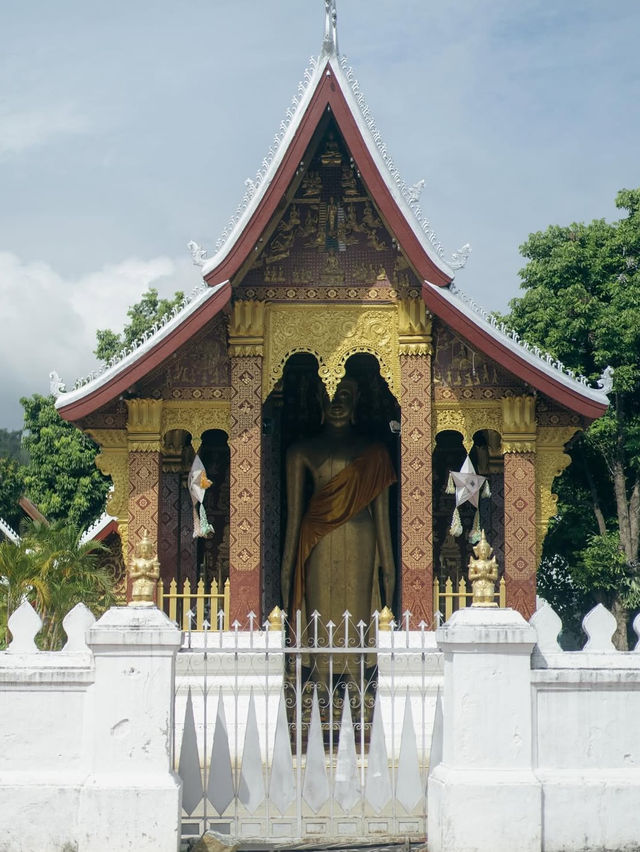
[174,610,443,844]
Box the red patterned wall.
[229,356,263,624]
[399,354,433,626]
[503,452,537,619]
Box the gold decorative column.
[398,299,434,626]
[535,425,580,562]
[126,399,163,597]
[229,301,264,625]
[90,428,129,571]
[501,396,537,619]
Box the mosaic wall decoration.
[229,356,263,622]
[128,450,161,561]
[503,452,537,619]
[399,354,433,626]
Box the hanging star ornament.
[450,456,486,508]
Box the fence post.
[427,607,541,852]
[81,605,182,851]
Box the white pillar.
[80,606,182,852]
[427,608,541,852]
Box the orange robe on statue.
[292,442,396,613]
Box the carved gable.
[238,121,422,301]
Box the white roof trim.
[0,517,20,545]
[80,511,117,545]
[202,53,456,280]
[55,281,228,411]
[429,281,610,405]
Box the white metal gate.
[174,611,443,844]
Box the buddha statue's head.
[322,377,359,428]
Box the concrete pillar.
[428,607,541,852]
[81,606,182,851]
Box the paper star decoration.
[450,456,487,509]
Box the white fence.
[3,598,640,850]
[174,611,443,844]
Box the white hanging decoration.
[447,455,488,540]
[188,453,214,538]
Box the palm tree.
[0,520,117,650]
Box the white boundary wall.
[428,602,640,852]
[0,602,182,852]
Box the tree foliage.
[94,286,184,363]
[505,188,640,646]
[0,457,25,532]
[20,394,109,530]
[0,521,116,650]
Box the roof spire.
[322,0,339,57]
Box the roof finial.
[322,0,339,57]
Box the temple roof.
[54,10,609,423]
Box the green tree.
[0,520,115,650]
[0,457,25,532]
[505,188,640,647]
[94,286,184,363]
[20,394,109,530]
[0,428,26,462]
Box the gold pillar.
[501,396,537,619]
[229,302,264,624]
[398,299,434,626]
[126,399,163,596]
[535,426,579,563]
[90,429,128,567]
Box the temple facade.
[55,15,607,627]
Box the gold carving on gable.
[241,124,418,294]
[433,324,521,390]
[264,304,400,401]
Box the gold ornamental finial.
[378,606,394,631]
[128,529,160,607]
[267,605,284,631]
[468,530,499,607]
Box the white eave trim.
[0,517,20,545]
[55,281,228,411]
[428,281,609,406]
[80,511,117,545]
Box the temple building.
[54,7,608,627]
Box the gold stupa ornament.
[468,530,499,607]
[128,529,160,607]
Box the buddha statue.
[280,377,397,635]
[128,530,160,607]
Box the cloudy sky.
[1,0,638,430]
